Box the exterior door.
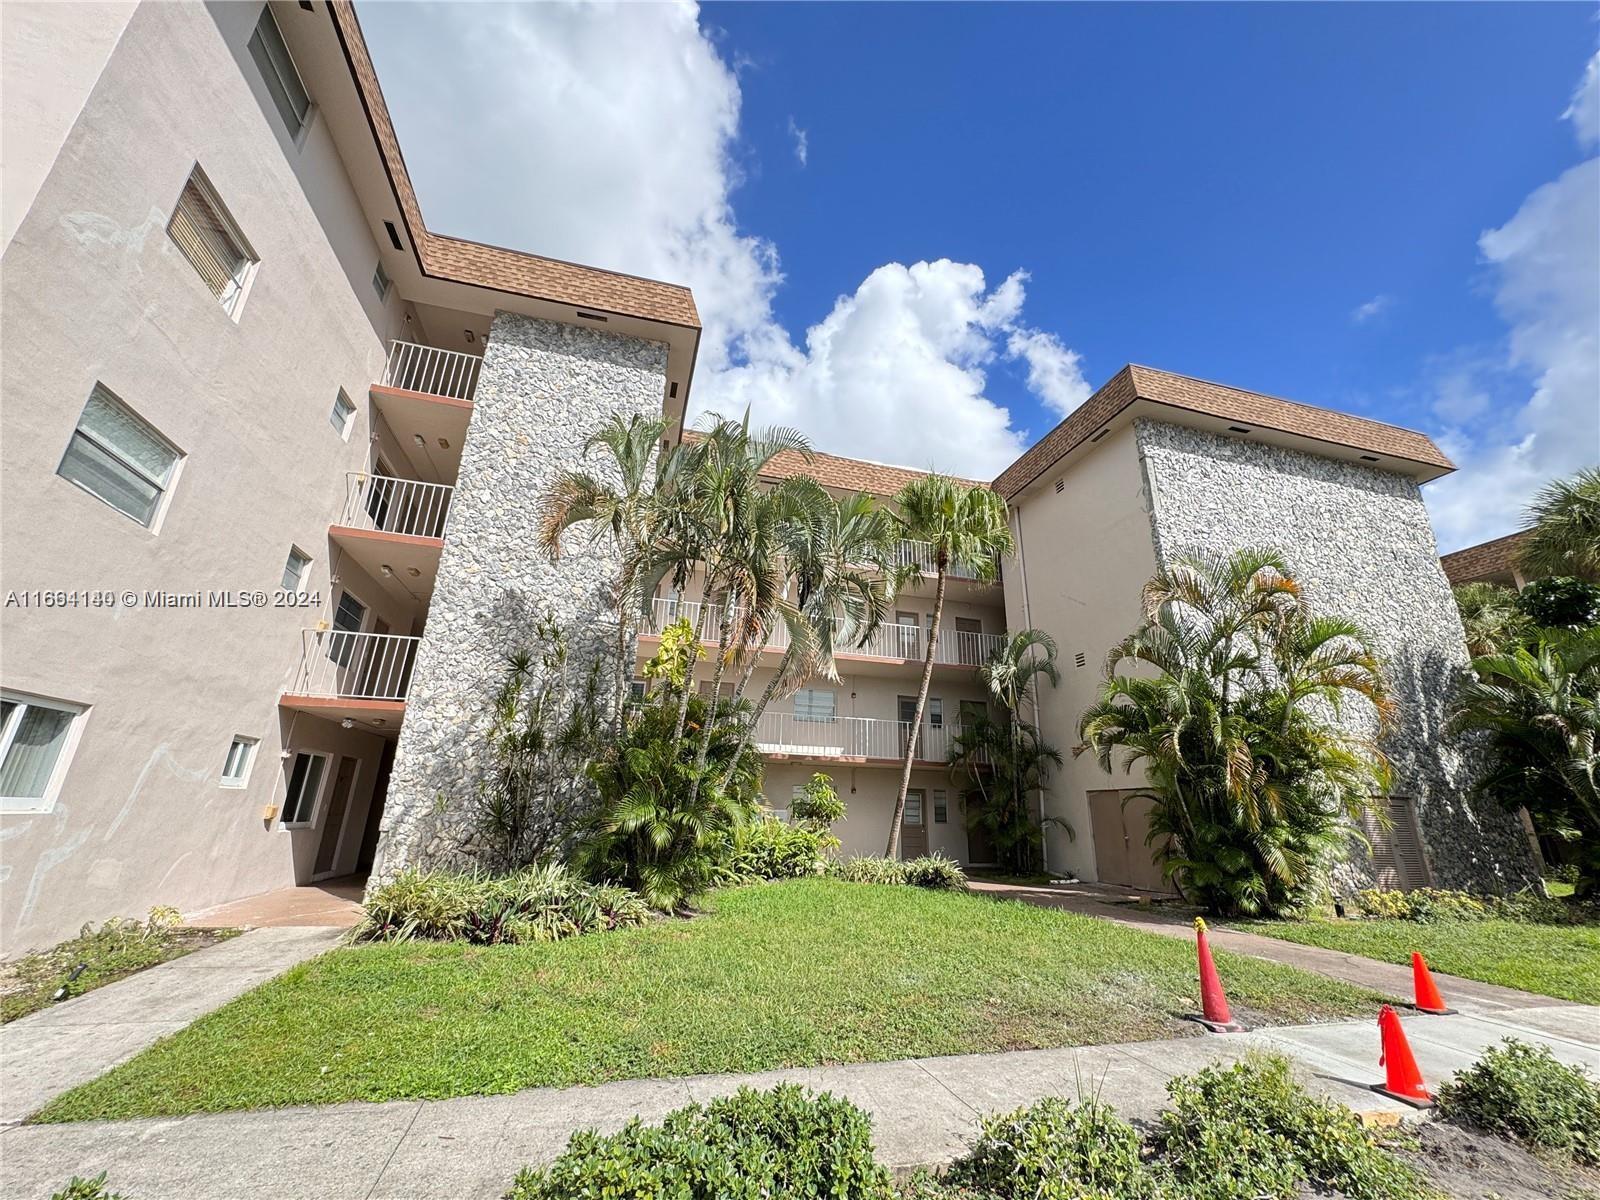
[900,789,929,858]
[366,457,395,530]
[313,755,359,878]
[895,611,921,659]
[964,789,997,865]
[1357,797,1431,891]
[329,590,367,671]
[1089,789,1168,891]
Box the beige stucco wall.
[1001,423,1161,882]
[760,762,973,863]
[0,1,137,255]
[0,3,413,950]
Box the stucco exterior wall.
[372,312,669,882]
[0,2,404,950]
[1134,419,1539,892]
[1002,424,1163,881]
[760,762,971,862]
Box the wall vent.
[576,310,609,323]
[1088,428,1110,444]
[298,1,314,10]
[669,381,679,399]
[384,220,403,251]
[1227,425,1251,434]
[1360,454,1380,462]
[1074,651,1087,669]
[1053,479,1064,494]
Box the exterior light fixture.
[413,434,425,447]
[436,437,449,450]
[341,718,355,729]
[380,564,394,577]
[406,567,421,578]
[464,329,475,343]
[372,718,386,727]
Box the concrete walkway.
[0,926,343,1126]
[185,877,366,930]
[3,1002,1595,1200]
[968,880,1577,1013]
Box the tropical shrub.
[1153,1054,1432,1200]
[790,772,846,831]
[508,1084,895,1200]
[576,692,763,909]
[1438,1039,1600,1165]
[1352,887,1586,925]
[945,1096,1160,1199]
[1077,550,1394,917]
[465,619,605,871]
[1451,627,1600,895]
[353,864,649,944]
[1516,576,1600,629]
[1452,582,1532,657]
[727,819,830,881]
[829,854,967,890]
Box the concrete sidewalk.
[0,926,343,1126]
[968,880,1576,1013]
[4,1003,1595,1200]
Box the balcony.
[371,341,478,482]
[279,629,420,730]
[893,539,999,585]
[643,597,1003,671]
[329,474,453,605]
[753,711,973,766]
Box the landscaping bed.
[33,878,1386,1121]
[1241,915,1600,1004]
[2,912,237,1025]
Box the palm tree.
[1521,468,1600,583]
[949,629,1065,873]
[1076,549,1392,915]
[537,412,671,734]
[886,476,1014,858]
[1453,582,1532,658]
[717,489,908,790]
[1451,627,1600,894]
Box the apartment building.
[2,3,1535,951]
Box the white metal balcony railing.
[646,597,1003,667]
[287,629,420,701]
[893,539,996,583]
[381,340,482,403]
[341,473,453,540]
[753,710,970,764]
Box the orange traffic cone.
[1192,918,1245,1032]
[1373,1004,1435,1108]
[1410,952,1456,1015]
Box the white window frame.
[57,384,185,532]
[220,735,259,789]
[0,690,89,814]
[933,788,948,824]
[793,688,837,724]
[281,750,330,828]
[282,546,311,592]
[248,3,313,142]
[330,389,355,439]
[167,166,258,321]
[372,261,391,301]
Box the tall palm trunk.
[687,597,737,805]
[887,568,947,857]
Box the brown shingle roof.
[326,2,699,329]
[993,364,1455,498]
[680,432,984,496]
[1441,530,1531,586]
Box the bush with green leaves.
[1516,576,1600,629]
[1353,886,1587,925]
[829,854,967,890]
[945,1096,1161,1199]
[576,691,764,909]
[508,1084,895,1200]
[1439,1039,1600,1165]
[50,1176,126,1200]
[353,864,649,945]
[727,818,830,881]
[1153,1054,1432,1200]
[790,772,847,832]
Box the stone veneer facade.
[370,313,668,884]
[1133,419,1539,892]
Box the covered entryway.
[1088,788,1168,891]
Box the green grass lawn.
[1242,916,1600,1004]
[34,879,1387,1122]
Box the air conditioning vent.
[1074,651,1087,669]
[1053,479,1064,494]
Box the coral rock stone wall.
[371,313,668,884]
[1134,419,1539,893]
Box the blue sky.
[361,2,1598,552]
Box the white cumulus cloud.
[787,115,808,167]
[358,1,1086,480]
[1351,295,1392,324]
[1425,54,1600,554]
